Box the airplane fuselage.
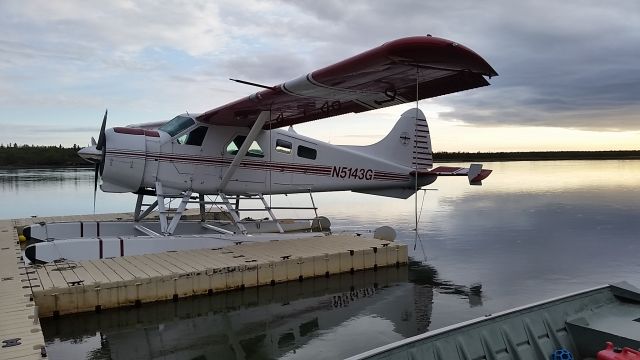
[96,110,437,198]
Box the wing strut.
[218,110,270,192]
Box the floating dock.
[1,212,407,358]
[0,220,44,360]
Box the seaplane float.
[23,35,497,264]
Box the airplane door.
[154,127,207,193]
[143,136,160,185]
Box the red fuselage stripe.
[105,150,413,181]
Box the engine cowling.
[99,127,148,193]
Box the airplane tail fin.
[349,108,433,170]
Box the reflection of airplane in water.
[41,264,482,360]
[407,260,483,333]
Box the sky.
[1,0,639,151]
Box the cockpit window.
[226,135,264,158]
[158,115,195,137]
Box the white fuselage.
[90,109,437,197]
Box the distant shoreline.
[0,164,93,170]
[433,151,640,163]
[0,146,639,169]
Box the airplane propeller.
[96,110,107,152]
[77,110,108,213]
[93,109,108,212]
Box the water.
[2,160,640,359]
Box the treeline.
[0,144,90,167]
[433,150,640,162]
[1,144,640,167]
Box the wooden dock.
[0,220,44,360]
[29,234,406,318]
[1,212,407,358]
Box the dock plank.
[86,260,122,282]
[127,255,173,276]
[119,256,161,277]
[101,258,136,281]
[176,250,219,269]
[52,262,83,285]
[42,264,69,288]
[183,250,236,269]
[69,264,98,285]
[80,261,111,283]
[152,252,200,272]
[112,257,148,278]
[143,253,184,273]
[34,267,54,290]
[162,251,209,272]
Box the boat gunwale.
[347,283,612,360]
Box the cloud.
[1,0,640,149]
[0,1,228,57]
[282,1,640,130]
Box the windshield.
[158,115,195,137]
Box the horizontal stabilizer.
[411,164,492,185]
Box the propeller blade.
[93,163,99,213]
[96,109,107,151]
[99,146,105,176]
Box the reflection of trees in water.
[0,168,92,190]
[408,260,483,333]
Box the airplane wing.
[196,36,497,129]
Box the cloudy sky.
[1,0,639,151]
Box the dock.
[0,220,44,359]
[1,212,408,358]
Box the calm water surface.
[2,161,639,359]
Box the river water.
[2,160,639,359]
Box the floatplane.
[24,35,497,264]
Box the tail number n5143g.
[331,166,374,180]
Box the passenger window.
[185,126,208,146]
[175,126,208,146]
[226,135,264,158]
[176,133,188,145]
[275,139,292,154]
[297,145,317,160]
